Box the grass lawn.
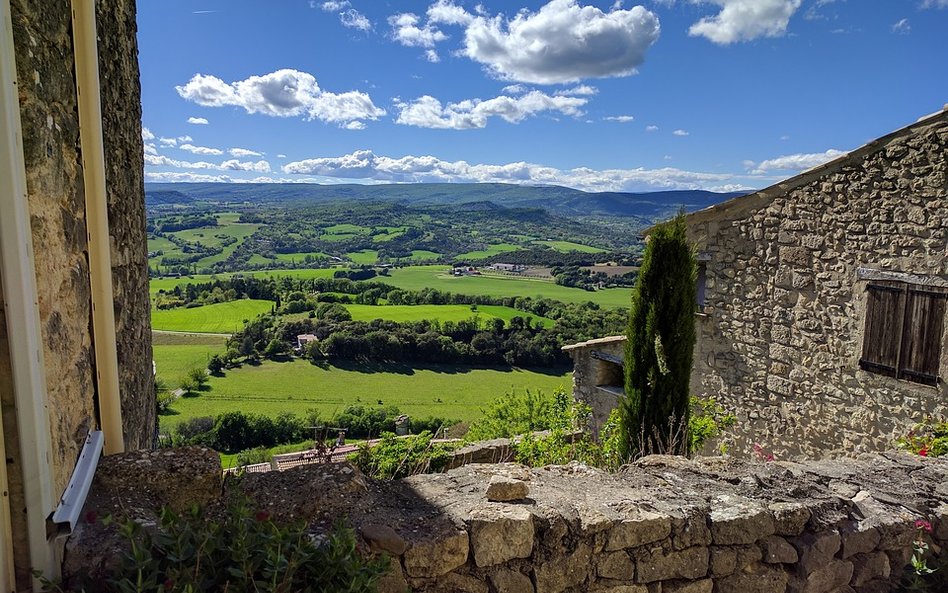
[381,266,631,308]
[343,304,554,327]
[151,299,273,333]
[534,240,606,253]
[456,243,522,260]
[154,343,226,390]
[347,249,379,264]
[160,358,571,431]
[407,250,442,261]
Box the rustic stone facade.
[67,449,948,593]
[2,0,152,586]
[684,109,948,459]
[562,336,627,438]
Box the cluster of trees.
[168,406,452,454]
[148,213,218,234]
[553,265,637,290]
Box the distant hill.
[144,182,748,219]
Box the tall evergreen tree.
[620,213,697,458]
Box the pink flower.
[915,519,933,533]
[918,447,928,457]
[255,510,271,522]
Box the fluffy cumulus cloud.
[556,85,598,96]
[394,90,587,129]
[892,18,911,34]
[920,0,948,8]
[745,148,846,174]
[427,0,474,26]
[229,147,263,157]
[175,69,385,128]
[281,149,740,192]
[459,0,661,84]
[187,116,209,125]
[604,115,634,123]
[388,12,447,48]
[142,126,155,140]
[672,129,689,136]
[179,143,224,155]
[340,9,372,31]
[688,0,802,45]
[645,125,659,132]
[144,152,271,174]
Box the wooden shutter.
[860,284,905,377]
[899,288,948,386]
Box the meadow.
[343,304,554,327]
[154,342,226,389]
[159,358,570,431]
[151,299,273,333]
[534,240,607,254]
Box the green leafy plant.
[349,431,457,479]
[467,388,565,441]
[620,212,697,459]
[896,417,948,458]
[897,519,946,592]
[689,396,736,454]
[42,494,385,593]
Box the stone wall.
[563,336,627,438]
[685,111,948,459]
[67,450,948,593]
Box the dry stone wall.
[685,113,948,459]
[67,450,948,593]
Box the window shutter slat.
[860,284,904,376]
[899,290,947,386]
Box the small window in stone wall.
[860,282,948,386]
[696,263,707,309]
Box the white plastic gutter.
[0,0,57,586]
[70,0,125,455]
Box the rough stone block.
[592,584,647,593]
[793,531,841,575]
[376,556,409,593]
[606,510,672,551]
[663,579,713,593]
[487,475,530,502]
[797,559,853,593]
[770,503,812,536]
[762,535,799,564]
[440,572,489,593]
[534,543,592,593]
[779,246,811,266]
[634,546,709,583]
[850,552,890,587]
[710,547,737,577]
[469,504,534,567]
[491,569,535,593]
[710,495,776,545]
[598,550,634,580]
[839,523,880,559]
[403,530,469,577]
[361,523,408,555]
[716,563,789,593]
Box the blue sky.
[138,0,947,192]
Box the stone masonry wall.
[564,336,627,438]
[686,112,948,459]
[68,450,948,593]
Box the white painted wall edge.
[70,0,125,455]
[0,0,58,587]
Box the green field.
[151,299,273,333]
[343,304,554,327]
[150,268,339,295]
[407,250,442,261]
[383,266,631,308]
[160,358,570,430]
[534,240,606,253]
[456,243,522,260]
[154,343,226,389]
[273,251,329,263]
[347,249,379,264]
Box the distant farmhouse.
[489,263,526,273]
[565,107,948,458]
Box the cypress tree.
[620,212,697,459]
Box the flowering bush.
[896,418,948,458]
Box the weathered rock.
[402,530,469,577]
[793,531,841,575]
[487,475,531,502]
[635,546,709,583]
[850,552,890,587]
[840,522,880,559]
[469,503,534,567]
[534,543,592,593]
[606,510,672,551]
[710,495,776,545]
[592,584,648,593]
[716,563,789,593]
[762,535,800,564]
[771,503,813,537]
[440,572,489,593]
[597,550,634,580]
[376,557,409,593]
[793,559,853,593]
[361,523,408,555]
[663,579,713,593]
[710,547,737,577]
[490,569,536,593]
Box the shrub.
[235,446,271,467]
[42,494,385,592]
[466,388,564,440]
[896,417,948,458]
[349,432,457,479]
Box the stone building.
[685,108,947,459]
[0,0,152,588]
[562,336,626,438]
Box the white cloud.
[920,0,948,7]
[502,84,529,95]
[688,0,802,45]
[146,171,233,183]
[425,49,441,62]
[388,12,447,48]
[320,0,349,11]
[343,121,367,130]
[340,9,372,31]
[427,0,474,25]
[142,126,155,141]
[460,0,661,84]
[281,149,738,192]
[672,129,689,136]
[179,143,224,156]
[645,125,659,132]
[394,90,587,129]
[187,117,209,125]
[745,148,846,174]
[175,69,385,127]
[159,137,177,147]
[229,147,263,157]
[220,159,271,173]
[891,18,911,34]
[604,115,635,122]
[277,154,288,159]
[178,135,193,142]
[144,143,158,155]
[556,85,598,96]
